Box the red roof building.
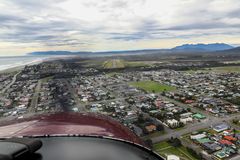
[224,136,237,142]
[185,100,194,104]
[219,139,233,145]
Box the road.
[1,71,21,93]
[86,83,231,144]
[100,85,240,144]
[63,79,87,112]
[151,113,240,143]
[78,81,240,145]
[112,59,117,68]
[148,93,240,143]
[159,95,216,119]
[29,79,42,112]
[0,73,239,150]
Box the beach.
[0,56,44,73]
[0,55,65,74]
[0,55,79,74]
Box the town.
[0,58,239,160]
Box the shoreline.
[0,66,24,74]
[0,55,78,74]
[0,57,52,74]
[0,60,43,74]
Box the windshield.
[0,1,240,160]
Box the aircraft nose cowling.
[0,112,144,145]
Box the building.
[167,155,180,160]
[190,133,207,140]
[192,113,206,119]
[202,142,222,153]
[145,124,157,133]
[166,119,179,128]
[180,112,193,118]
[213,123,230,132]
[180,117,193,124]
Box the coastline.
[0,55,76,74]
[0,66,24,74]
[0,58,44,74]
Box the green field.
[153,141,198,160]
[124,61,150,67]
[211,66,240,73]
[41,76,53,83]
[186,66,240,74]
[106,72,119,77]
[129,81,176,93]
[223,61,240,64]
[102,59,150,69]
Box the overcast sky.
[0,0,240,55]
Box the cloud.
[0,0,240,55]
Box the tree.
[156,124,164,131]
[168,138,182,147]
[171,138,182,147]
[186,147,202,159]
[144,139,153,149]
[161,91,166,96]
[233,119,238,124]
[138,114,145,123]
[233,128,237,136]
[179,122,184,128]
[142,128,149,135]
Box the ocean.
[0,56,48,71]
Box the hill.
[172,43,233,52]
[221,46,240,53]
[28,49,167,56]
[28,44,237,57]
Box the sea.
[0,56,53,71]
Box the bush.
[186,147,202,159]
[144,139,153,149]
[156,124,164,131]
[168,137,182,147]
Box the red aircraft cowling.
[0,112,144,145]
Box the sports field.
[153,141,198,160]
[129,81,176,93]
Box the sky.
[0,0,240,56]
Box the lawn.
[186,66,240,74]
[41,76,53,83]
[129,81,176,93]
[106,72,119,77]
[210,66,240,73]
[124,61,150,67]
[154,141,171,150]
[153,141,198,160]
[223,60,240,64]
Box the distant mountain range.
[28,49,167,57]
[28,43,238,56]
[171,43,234,52]
[219,46,240,53]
